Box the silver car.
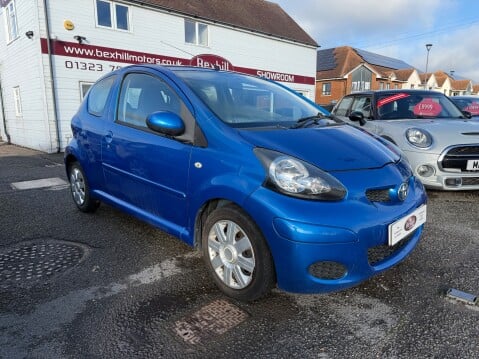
[331,90,479,190]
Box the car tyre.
[202,204,275,301]
[68,162,100,213]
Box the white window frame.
[95,0,131,32]
[184,19,209,46]
[13,86,22,116]
[4,0,19,43]
[322,83,331,96]
[79,81,94,101]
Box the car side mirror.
[349,111,367,126]
[146,111,185,136]
[462,110,472,119]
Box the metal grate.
[368,231,415,266]
[309,261,347,280]
[366,188,391,203]
[445,146,479,156]
[461,177,479,186]
[0,239,88,289]
[442,145,479,171]
[173,299,249,345]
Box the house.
[315,46,420,108]
[0,0,318,152]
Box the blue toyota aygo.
[65,65,427,301]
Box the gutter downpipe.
[42,0,62,153]
[0,78,11,143]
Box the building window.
[379,82,384,90]
[185,19,208,46]
[411,84,415,89]
[322,83,331,96]
[4,1,19,43]
[351,67,372,92]
[13,86,22,116]
[80,82,94,101]
[394,84,399,89]
[96,0,130,31]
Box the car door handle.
[104,131,113,144]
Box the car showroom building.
[0,0,318,152]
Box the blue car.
[65,65,427,301]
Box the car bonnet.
[238,124,400,172]
[380,118,479,150]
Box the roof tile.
[131,0,318,46]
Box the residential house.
[315,46,420,108]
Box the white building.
[0,0,318,153]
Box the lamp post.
[424,43,433,89]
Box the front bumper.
[243,167,427,294]
[405,150,479,190]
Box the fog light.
[417,165,435,177]
[445,178,462,187]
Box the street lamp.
[424,43,433,89]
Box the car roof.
[450,95,479,99]
[345,89,442,97]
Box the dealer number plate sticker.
[388,205,427,246]
[466,159,479,171]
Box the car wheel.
[68,162,100,213]
[202,204,275,301]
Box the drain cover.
[173,299,249,345]
[0,239,89,290]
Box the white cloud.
[274,0,479,82]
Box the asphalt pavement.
[0,143,478,358]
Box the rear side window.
[334,97,353,116]
[87,75,116,116]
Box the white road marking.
[11,177,68,190]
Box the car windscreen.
[452,97,479,116]
[173,70,322,128]
[376,92,465,120]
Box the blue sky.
[275,0,479,83]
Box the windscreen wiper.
[290,113,341,129]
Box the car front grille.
[368,230,416,266]
[365,188,391,202]
[440,145,479,172]
[461,177,479,186]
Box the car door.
[101,71,194,234]
[72,74,117,191]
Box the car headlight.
[254,148,346,201]
[406,128,432,148]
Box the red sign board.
[413,98,442,117]
[40,38,316,85]
[190,54,233,71]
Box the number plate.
[388,205,427,246]
[466,159,479,171]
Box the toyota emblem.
[398,182,409,201]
